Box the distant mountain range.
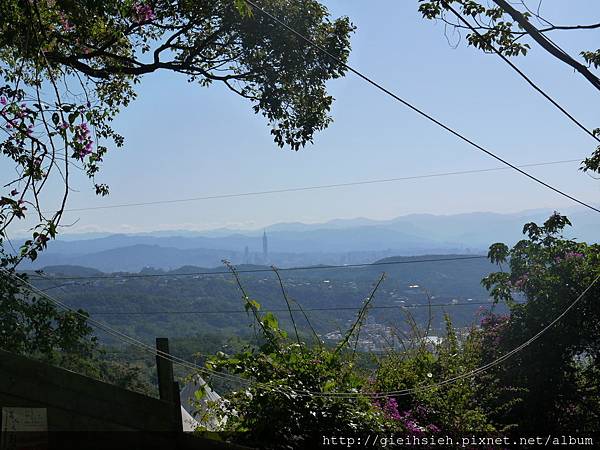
[19,208,598,272]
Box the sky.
[6,0,600,235]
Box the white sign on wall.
[0,408,48,450]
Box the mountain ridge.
[19,208,597,272]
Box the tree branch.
[491,0,600,91]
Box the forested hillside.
[31,255,503,344]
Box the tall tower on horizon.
[262,230,268,263]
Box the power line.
[443,1,600,144]
[39,282,86,292]
[5,267,599,399]
[55,158,583,213]
[295,272,600,398]
[2,269,256,387]
[244,0,600,215]
[1,269,471,392]
[29,255,490,281]
[82,301,503,316]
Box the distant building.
[244,245,249,264]
[262,230,268,263]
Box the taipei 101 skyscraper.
[262,230,268,263]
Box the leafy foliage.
[195,273,501,448]
[372,315,500,437]
[0,0,354,264]
[0,0,354,393]
[206,342,381,449]
[198,275,387,449]
[417,0,600,175]
[187,214,600,445]
[419,0,531,56]
[481,212,600,433]
[0,270,96,357]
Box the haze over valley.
[22,208,598,272]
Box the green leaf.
[488,243,509,264]
[233,0,253,17]
[262,312,279,331]
[323,379,336,392]
[194,386,207,401]
[245,299,261,311]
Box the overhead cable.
[244,0,600,214]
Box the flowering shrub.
[1,85,114,263]
[132,3,155,22]
[372,398,441,436]
[202,312,383,449]
[372,315,500,439]
[482,213,600,434]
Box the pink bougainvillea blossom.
[72,122,94,159]
[565,251,584,260]
[382,398,401,421]
[427,424,440,433]
[133,3,155,22]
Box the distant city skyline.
[17,206,599,272]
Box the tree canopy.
[418,0,600,174]
[0,0,353,264]
[481,213,600,433]
[0,0,353,368]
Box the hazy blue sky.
[8,0,600,235]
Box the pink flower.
[427,424,440,433]
[71,122,94,159]
[405,420,424,435]
[565,251,584,260]
[0,96,6,106]
[133,3,155,22]
[383,398,401,420]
